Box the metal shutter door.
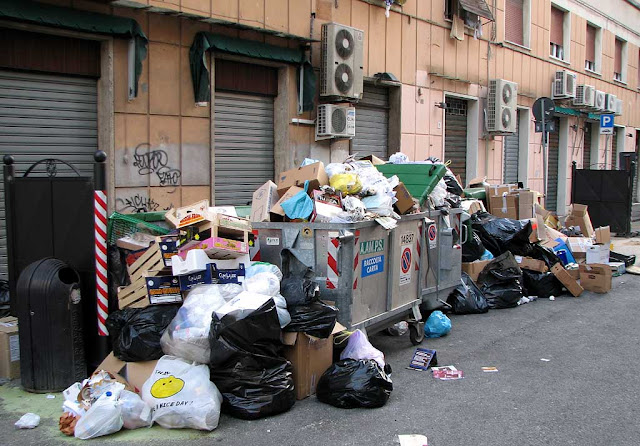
[0,70,97,280]
[503,110,519,183]
[444,98,468,186]
[214,92,274,206]
[547,127,560,212]
[582,123,591,168]
[352,84,389,160]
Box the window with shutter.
[614,38,623,81]
[550,6,565,59]
[505,0,524,46]
[585,25,596,71]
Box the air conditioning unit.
[321,23,364,100]
[552,70,577,99]
[604,94,617,113]
[316,104,356,139]
[594,90,606,112]
[573,85,595,109]
[614,98,623,116]
[487,79,518,133]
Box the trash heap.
[59,193,394,439]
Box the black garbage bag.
[447,272,489,314]
[106,304,179,362]
[209,299,282,367]
[444,173,464,196]
[280,277,319,307]
[208,299,295,420]
[477,252,523,309]
[462,230,486,262]
[283,301,338,338]
[210,353,296,420]
[108,246,131,311]
[471,213,534,257]
[316,359,393,409]
[522,270,563,299]
[529,244,562,269]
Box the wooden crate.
[117,268,170,309]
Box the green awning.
[0,0,148,97]
[190,32,315,111]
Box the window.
[585,24,597,72]
[550,6,570,62]
[614,38,627,83]
[505,0,531,47]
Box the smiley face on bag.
[150,375,185,398]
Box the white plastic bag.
[246,262,283,281]
[243,272,281,297]
[141,356,223,431]
[119,390,152,430]
[213,291,272,320]
[340,329,385,368]
[15,413,40,429]
[389,152,409,164]
[74,393,123,439]
[161,284,242,364]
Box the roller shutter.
[546,126,560,212]
[444,97,468,186]
[503,110,519,183]
[352,84,389,160]
[0,70,97,280]
[214,92,274,205]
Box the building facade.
[1,0,640,276]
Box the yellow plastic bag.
[330,173,362,195]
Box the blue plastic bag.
[424,311,451,338]
[480,249,494,261]
[281,181,314,220]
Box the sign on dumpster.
[399,247,412,286]
[428,224,437,249]
[361,255,384,277]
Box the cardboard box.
[310,190,343,223]
[461,199,486,215]
[282,323,345,400]
[489,193,518,219]
[95,352,156,394]
[393,182,415,215]
[251,181,279,222]
[527,218,541,243]
[158,236,179,267]
[165,200,211,229]
[270,186,304,219]
[0,317,19,379]
[565,204,594,238]
[608,261,626,276]
[567,237,593,259]
[586,245,610,264]
[551,263,584,297]
[594,226,611,245]
[277,162,328,196]
[514,256,548,273]
[179,236,249,260]
[566,264,580,280]
[462,260,491,282]
[515,190,535,219]
[178,266,213,292]
[145,274,183,305]
[579,263,612,294]
[359,154,386,165]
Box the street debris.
[15,413,40,429]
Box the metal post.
[604,134,610,168]
[542,112,548,205]
[93,151,109,344]
[628,160,636,235]
[3,156,16,316]
[571,161,577,205]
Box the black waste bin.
[17,258,86,392]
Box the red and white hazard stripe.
[415,224,422,271]
[326,234,339,289]
[250,230,261,261]
[94,190,108,336]
[352,230,360,290]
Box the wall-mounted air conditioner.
[316,104,356,139]
[321,23,364,100]
[487,79,518,133]
[574,85,595,109]
[552,70,577,100]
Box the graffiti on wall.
[115,194,172,213]
[133,143,182,186]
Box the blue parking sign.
[600,114,614,135]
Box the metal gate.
[546,125,560,212]
[444,98,468,186]
[571,162,634,234]
[0,70,98,280]
[352,84,389,160]
[503,110,519,183]
[582,123,592,168]
[214,92,274,206]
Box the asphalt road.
[2,243,639,445]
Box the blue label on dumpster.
[361,255,384,277]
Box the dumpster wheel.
[408,321,425,345]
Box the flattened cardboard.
[251,180,279,222]
[124,360,158,394]
[579,263,612,294]
[595,226,611,245]
[462,260,491,282]
[0,317,19,379]
[393,182,415,215]
[277,162,328,196]
[514,256,548,273]
[551,263,584,297]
